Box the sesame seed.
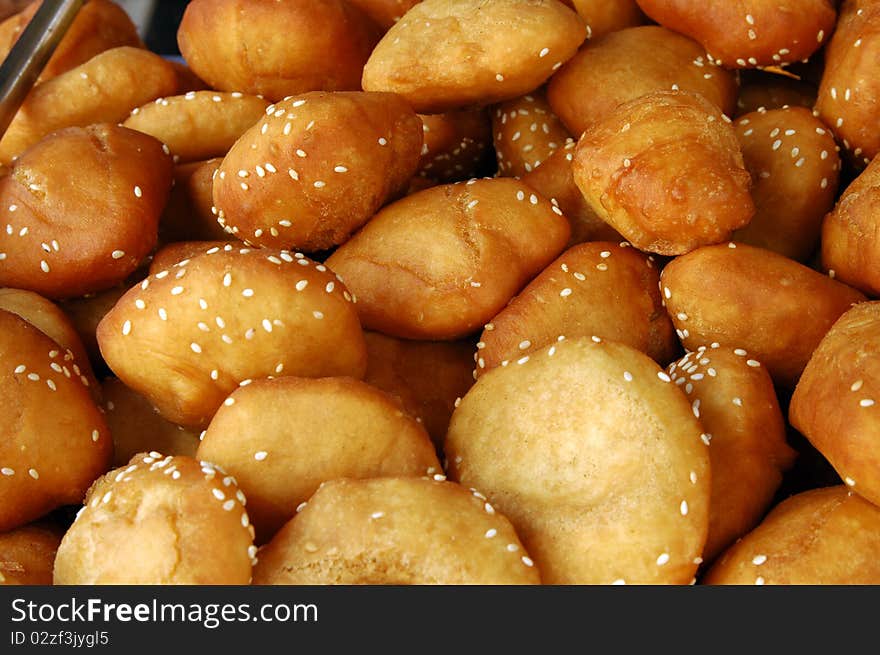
[1,467,14,476]
[656,553,670,566]
[313,311,324,320]
[623,371,633,382]
[242,288,254,298]
[755,577,765,585]
[378,137,388,146]
[485,529,497,538]
[845,477,856,486]
[733,348,747,356]
[313,181,326,189]
[28,468,38,479]
[752,555,767,566]
[224,398,235,406]
[134,186,142,198]
[190,342,202,354]
[657,371,671,383]
[254,451,268,461]
[851,380,864,392]
[121,320,131,335]
[560,288,572,297]
[680,500,689,516]
[91,430,100,442]
[158,308,168,321]
[171,286,184,295]
[860,399,875,407]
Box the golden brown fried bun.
[566,0,647,39]
[703,486,880,585]
[177,0,380,102]
[477,242,676,376]
[735,70,817,117]
[816,0,880,167]
[124,91,270,164]
[446,337,711,584]
[159,159,229,244]
[416,109,492,184]
[345,0,422,30]
[573,90,754,256]
[253,477,540,585]
[635,0,836,69]
[0,310,112,532]
[667,346,796,564]
[97,246,367,428]
[53,454,255,584]
[0,46,178,164]
[58,284,129,370]
[821,155,880,297]
[732,107,841,262]
[326,178,571,340]
[362,0,587,113]
[197,376,440,541]
[790,301,880,507]
[363,331,474,449]
[0,124,173,299]
[547,26,738,136]
[661,243,866,388]
[213,91,422,252]
[492,90,571,177]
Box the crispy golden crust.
[58,284,129,369]
[735,71,817,117]
[477,242,676,376]
[97,246,367,428]
[178,0,380,102]
[732,107,841,262]
[821,153,880,296]
[159,160,229,244]
[661,243,867,389]
[214,92,423,252]
[636,0,836,69]
[0,125,173,300]
[816,0,880,167]
[362,0,587,113]
[362,331,474,449]
[53,454,254,584]
[417,109,492,183]
[0,310,112,532]
[446,337,710,584]
[0,522,63,585]
[253,477,540,585]
[790,302,880,507]
[492,90,572,177]
[667,346,796,564]
[567,0,647,39]
[547,26,738,136]
[326,178,571,340]
[148,241,233,275]
[124,92,270,164]
[0,288,99,399]
[197,377,440,542]
[0,0,142,83]
[573,91,754,255]
[0,47,178,164]
[703,486,880,585]
[102,378,199,468]
[521,141,621,245]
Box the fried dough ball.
[58,284,129,370]
[446,337,711,584]
[521,142,621,245]
[0,521,63,585]
[253,477,540,585]
[547,26,738,136]
[565,0,647,40]
[124,92,270,164]
[821,155,880,297]
[213,91,422,252]
[0,310,112,532]
[477,242,676,376]
[362,0,587,113]
[0,0,142,83]
[492,90,571,177]
[635,0,836,69]
[732,107,841,262]
[345,0,422,30]
[0,124,173,300]
[97,246,367,428]
[0,287,99,398]
[735,70,817,117]
[666,346,796,564]
[197,376,440,541]
[790,301,880,507]
[816,0,880,167]
[177,0,380,102]
[703,486,880,585]
[573,90,754,256]
[363,332,474,449]
[0,47,178,164]
[326,178,571,340]
[102,378,199,468]
[661,243,866,388]
[53,454,255,584]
